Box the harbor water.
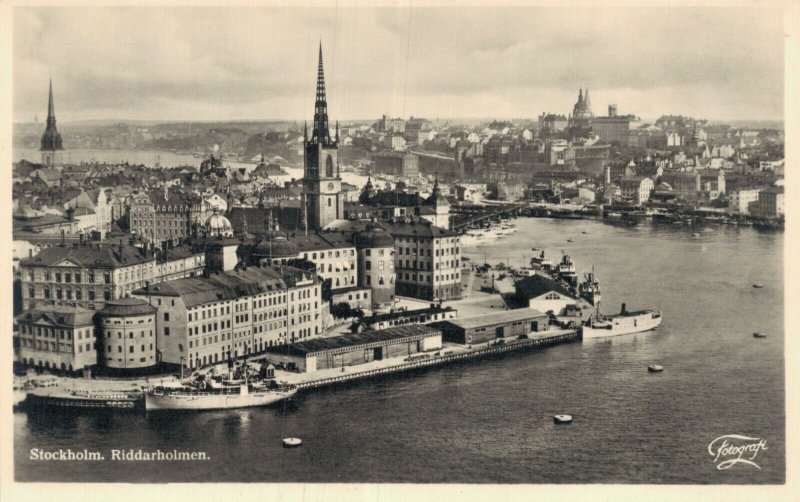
[14,217,784,483]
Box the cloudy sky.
[13,6,784,123]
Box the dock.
[282,329,580,391]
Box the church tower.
[302,43,343,231]
[40,79,64,167]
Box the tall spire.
[312,41,331,144]
[47,78,55,121]
[584,88,591,109]
[578,88,583,104]
[40,78,63,152]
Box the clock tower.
[302,43,344,231]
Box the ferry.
[530,250,556,274]
[145,357,297,411]
[581,303,662,339]
[145,381,296,411]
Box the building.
[16,305,97,374]
[539,114,568,132]
[96,298,158,373]
[380,219,462,301]
[19,241,205,311]
[360,305,456,331]
[728,188,761,214]
[62,189,120,239]
[354,222,396,310]
[420,177,451,229]
[264,324,442,373]
[132,265,322,370]
[618,176,655,205]
[751,186,784,218]
[40,79,64,167]
[431,309,549,345]
[592,105,641,144]
[667,132,683,147]
[383,134,407,151]
[371,151,419,178]
[514,274,579,316]
[129,188,211,248]
[302,43,344,230]
[569,88,594,130]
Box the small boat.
[283,437,303,448]
[753,283,764,289]
[647,365,664,372]
[753,332,767,338]
[692,232,700,237]
[553,414,573,424]
[567,239,574,242]
[582,231,589,234]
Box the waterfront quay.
[15,328,579,411]
[258,328,579,390]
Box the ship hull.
[145,389,296,411]
[581,311,662,339]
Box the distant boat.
[753,283,765,289]
[753,332,767,338]
[648,365,664,372]
[582,304,662,339]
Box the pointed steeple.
[584,88,591,109]
[47,78,55,121]
[312,42,331,145]
[40,78,64,153]
[335,120,340,143]
[578,88,583,104]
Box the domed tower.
[96,298,157,373]
[359,176,376,204]
[355,222,396,310]
[423,176,451,229]
[251,220,299,267]
[40,79,64,167]
[204,209,239,271]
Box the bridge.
[450,203,527,230]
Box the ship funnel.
[621,303,627,314]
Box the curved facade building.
[97,298,158,372]
[355,223,396,310]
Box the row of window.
[27,287,111,302]
[19,325,95,340]
[27,270,112,284]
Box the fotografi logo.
[708,435,768,470]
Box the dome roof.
[356,223,394,248]
[253,237,298,259]
[98,298,157,317]
[206,211,233,238]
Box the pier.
[280,329,580,390]
[451,203,527,230]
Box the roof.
[515,274,575,300]
[20,242,153,269]
[98,298,157,317]
[16,305,95,327]
[276,324,440,356]
[365,306,455,324]
[133,265,315,308]
[436,308,546,330]
[379,219,458,238]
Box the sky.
[12,6,785,124]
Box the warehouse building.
[430,309,548,345]
[265,324,442,373]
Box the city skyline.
[13,7,784,123]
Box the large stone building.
[129,188,211,248]
[96,298,158,372]
[380,219,462,301]
[16,305,97,374]
[302,44,344,231]
[19,241,205,311]
[40,79,64,167]
[371,151,419,177]
[592,105,641,144]
[132,266,323,370]
[751,186,784,218]
[354,222,396,310]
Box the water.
[14,217,784,483]
[13,148,372,189]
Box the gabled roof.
[16,305,95,327]
[515,273,575,300]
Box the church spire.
[584,88,591,108]
[578,88,584,104]
[47,78,55,122]
[40,78,64,154]
[312,42,331,145]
